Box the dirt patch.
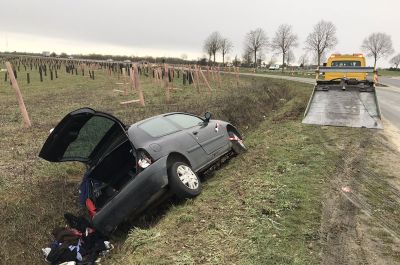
[319,126,400,265]
[319,133,368,265]
[272,104,305,123]
[381,119,400,152]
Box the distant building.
[42,51,51,57]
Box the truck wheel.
[228,131,247,154]
[168,162,201,199]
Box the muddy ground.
[319,120,400,265]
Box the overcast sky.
[1,0,399,67]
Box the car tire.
[168,162,201,199]
[228,131,247,154]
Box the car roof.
[127,112,204,142]
[130,112,201,127]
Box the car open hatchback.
[39,108,246,233]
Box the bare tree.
[220,38,233,65]
[361,32,395,68]
[233,55,240,67]
[298,53,309,67]
[244,28,269,68]
[242,46,254,66]
[286,50,296,66]
[203,32,222,64]
[390,54,400,69]
[271,24,298,71]
[305,20,338,66]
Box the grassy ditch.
[0,69,304,264]
[3,66,388,264]
[106,94,373,264]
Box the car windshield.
[331,61,361,67]
[138,117,179,137]
[165,114,203,129]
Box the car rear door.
[39,108,128,164]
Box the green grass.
[378,69,400,77]
[239,67,315,79]
[2,63,390,264]
[106,98,368,264]
[0,64,301,264]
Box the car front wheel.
[168,162,201,199]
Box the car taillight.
[138,151,152,169]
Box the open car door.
[39,108,128,165]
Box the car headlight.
[138,151,152,169]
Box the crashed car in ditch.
[39,108,246,233]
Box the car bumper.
[92,156,169,233]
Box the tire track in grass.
[316,127,400,264]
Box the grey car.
[39,108,246,233]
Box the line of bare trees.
[203,32,233,65]
[202,20,398,70]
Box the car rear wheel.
[168,162,201,199]
[228,131,247,154]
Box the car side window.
[165,114,204,129]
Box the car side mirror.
[204,112,212,123]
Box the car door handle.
[192,131,198,135]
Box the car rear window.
[64,116,115,159]
[138,117,179,137]
[165,114,203,129]
[331,61,361,67]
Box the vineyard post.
[5,62,32,128]
[199,67,212,94]
[235,67,240,87]
[133,64,145,106]
[196,66,201,92]
[164,64,171,102]
[217,66,222,89]
[122,67,128,95]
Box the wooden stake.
[122,68,128,95]
[217,66,222,89]
[120,99,140,105]
[194,66,200,92]
[199,69,212,94]
[133,64,145,106]
[5,62,32,128]
[129,67,136,91]
[235,67,240,87]
[164,64,171,102]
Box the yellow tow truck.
[303,53,382,129]
[324,54,367,81]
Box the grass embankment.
[378,69,400,77]
[239,67,315,79]
[0,66,299,264]
[106,95,371,264]
[3,65,389,264]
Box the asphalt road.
[239,73,400,130]
[377,77,400,129]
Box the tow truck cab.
[324,54,367,81]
